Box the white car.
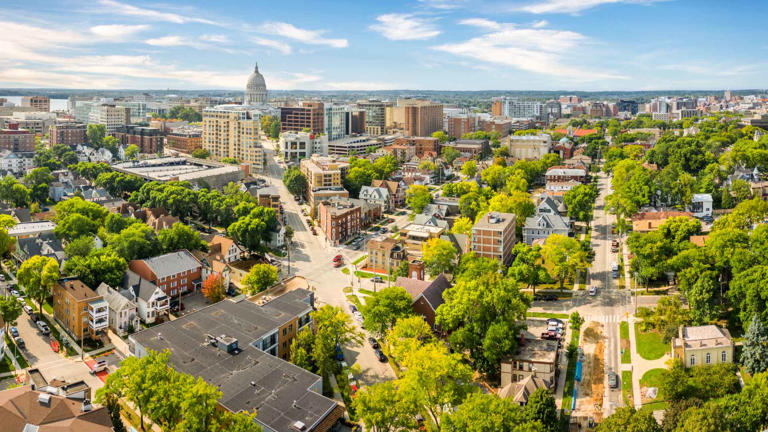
[588,286,597,296]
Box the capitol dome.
[244,63,267,105]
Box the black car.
[368,337,379,349]
[170,301,185,313]
[543,294,558,301]
[29,312,38,323]
[374,348,388,363]
[608,371,619,389]
[533,294,543,301]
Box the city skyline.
[0,0,766,91]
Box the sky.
[0,0,766,91]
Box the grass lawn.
[358,288,377,296]
[620,321,631,364]
[622,371,633,405]
[642,400,669,411]
[5,334,29,369]
[352,255,367,265]
[354,270,394,281]
[640,368,666,390]
[346,295,362,310]
[342,286,353,293]
[635,323,668,360]
[561,327,581,415]
[527,312,569,319]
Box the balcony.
[154,296,170,311]
[88,299,109,320]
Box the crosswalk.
[581,314,626,324]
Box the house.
[471,212,516,265]
[672,325,734,368]
[129,250,203,298]
[146,210,179,231]
[523,213,571,245]
[205,234,247,264]
[25,368,91,402]
[690,193,713,218]
[359,185,392,212]
[395,273,451,329]
[631,211,693,233]
[8,220,56,238]
[536,193,568,217]
[371,179,406,208]
[499,375,549,406]
[119,269,169,324]
[13,233,66,268]
[52,278,109,340]
[128,290,344,432]
[500,337,559,390]
[400,214,449,248]
[0,385,113,432]
[440,232,471,256]
[545,166,587,184]
[96,283,140,337]
[365,236,408,274]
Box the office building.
[21,95,50,112]
[52,278,109,340]
[279,131,328,162]
[0,112,56,135]
[89,104,130,132]
[49,123,87,147]
[281,102,324,134]
[356,99,387,135]
[617,99,639,115]
[400,99,443,137]
[0,123,35,152]
[112,125,163,154]
[471,212,516,265]
[492,97,542,119]
[507,134,552,160]
[345,108,366,135]
[202,105,267,170]
[166,125,202,153]
[327,135,380,156]
[324,104,348,141]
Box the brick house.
[544,166,587,183]
[395,273,451,329]
[317,199,361,245]
[52,278,109,340]
[129,250,203,298]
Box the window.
[722,351,727,362]
[706,353,711,364]
[283,328,287,336]
[690,355,695,366]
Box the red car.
[333,254,342,262]
[334,261,343,268]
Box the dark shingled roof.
[395,273,450,311]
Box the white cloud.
[532,20,549,28]
[417,0,467,9]
[459,18,501,30]
[0,67,124,88]
[435,20,626,80]
[253,37,292,55]
[199,34,230,44]
[90,24,149,39]
[97,0,219,25]
[514,0,661,14]
[370,14,441,41]
[257,22,347,48]
[144,36,188,47]
[324,81,397,90]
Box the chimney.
[408,260,424,281]
[519,331,526,346]
[82,399,92,412]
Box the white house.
[690,194,713,218]
[96,283,140,336]
[119,270,169,324]
[359,186,392,212]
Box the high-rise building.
[89,104,130,132]
[543,101,562,122]
[0,123,35,152]
[49,123,87,147]
[21,95,50,112]
[400,99,443,137]
[244,63,268,105]
[279,131,328,162]
[300,155,350,204]
[280,102,324,134]
[345,108,366,135]
[111,125,163,154]
[324,104,348,141]
[616,99,638,115]
[471,212,516,266]
[491,97,542,120]
[202,105,266,170]
[356,100,387,135]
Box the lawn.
[620,321,631,364]
[358,288,376,296]
[640,368,666,390]
[354,270,394,280]
[527,312,569,319]
[342,286,353,293]
[352,255,367,265]
[635,323,668,360]
[346,295,362,310]
[622,370,633,405]
[560,327,581,415]
[5,334,29,369]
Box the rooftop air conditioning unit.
[291,421,306,431]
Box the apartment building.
[129,250,203,298]
[0,124,35,152]
[441,139,489,158]
[89,104,130,132]
[544,166,587,183]
[49,123,87,147]
[279,131,328,161]
[21,95,50,112]
[393,136,439,157]
[507,134,552,160]
[318,199,361,245]
[324,104,348,141]
[500,337,559,392]
[471,212,516,265]
[112,125,163,154]
[202,105,265,171]
[356,99,387,135]
[280,102,324,134]
[366,236,407,274]
[166,125,202,153]
[52,278,109,340]
[401,99,443,137]
[300,155,350,205]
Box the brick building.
[0,123,35,152]
[52,278,109,340]
[49,123,87,147]
[166,126,202,153]
[544,166,587,184]
[111,125,163,154]
[393,136,439,157]
[402,100,443,137]
[318,199,361,245]
[129,250,203,298]
[471,212,516,265]
[280,102,324,134]
[21,95,50,112]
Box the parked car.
[547,318,564,327]
[348,373,358,395]
[333,254,342,262]
[0,274,5,281]
[374,348,388,363]
[11,289,20,297]
[36,321,50,336]
[170,301,185,313]
[353,311,364,323]
[533,294,543,301]
[379,227,388,233]
[370,226,380,233]
[372,276,383,283]
[541,330,562,340]
[90,359,108,374]
[9,326,18,338]
[542,294,558,301]
[29,313,38,323]
[608,371,618,389]
[588,286,597,296]
[349,304,358,313]
[23,305,33,315]
[14,337,24,350]
[368,337,380,349]
[333,261,343,268]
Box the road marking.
[583,314,625,324]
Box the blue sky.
[0,0,766,91]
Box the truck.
[611,239,619,253]
[611,261,619,278]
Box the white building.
[0,150,34,175]
[327,135,380,156]
[507,134,552,160]
[119,270,170,324]
[690,194,713,218]
[244,63,268,105]
[89,104,130,132]
[324,104,348,141]
[96,283,140,337]
[359,186,392,212]
[278,131,328,162]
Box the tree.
[55,197,109,222]
[0,296,22,334]
[461,160,478,178]
[387,315,436,362]
[202,273,226,303]
[312,305,363,379]
[405,184,432,214]
[55,213,99,241]
[190,148,210,159]
[421,237,457,277]
[442,393,541,432]
[282,167,308,197]
[354,380,419,432]
[108,223,158,261]
[596,406,661,432]
[436,258,529,376]
[541,234,588,290]
[486,191,535,234]
[63,249,127,289]
[432,130,451,143]
[0,215,16,258]
[158,222,206,253]
[524,388,558,432]
[743,314,768,375]
[362,286,413,338]
[458,191,487,220]
[17,256,59,316]
[509,243,547,295]
[570,311,584,331]
[729,265,768,328]
[222,157,239,164]
[65,236,94,258]
[481,164,509,190]
[227,206,278,253]
[87,124,106,147]
[7,183,29,207]
[24,167,54,204]
[124,144,139,160]
[564,183,598,222]
[290,327,315,372]
[241,263,278,294]
[451,216,473,235]
[442,146,460,165]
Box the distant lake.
[0,96,68,111]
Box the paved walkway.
[627,315,669,408]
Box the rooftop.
[473,212,516,230]
[674,325,732,349]
[0,385,112,432]
[510,337,559,364]
[8,221,56,237]
[112,157,242,182]
[57,278,100,302]
[138,250,201,280]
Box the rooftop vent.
[38,393,51,407]
[81,399,92,412]
[216,335,239,354]
[291,421,307,431]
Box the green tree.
[451,216,473,235]
[227,206,278,253]
[354,380,418,432]
[421,237,457,277]
[541,234,588,290]
[63,249,127,289]
[564,183,598,222]
[458,190,487,220]
[742,314,768,375]
[241,263,278,294]
[524,388,558,432]
[0,296,22,334]
[190,148,210,159]
[485,191,535,235]
[24,167,54,204]
[65,235,95,258]
[282,167,308,197]
[290,327,315,372]
[443,392,541,432]
[461,160,478,178]
[509,243,547,295]
[55,213,100,241]
[432,130,451,143]
[124,144,140,160]
[442,146,460,165]
[481,164,509,190]
[311,305,363,380]
[222,157,239,164]
[596,406,662,432]
[362,286,413,338]
[17,255,60,316]
[158,222,206,253]
[8,183,29,207]
[108,223,158,261]
[387,315,436,362]
[0,215,16,258]
[405,184,432,214]
[87,124,106,147]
